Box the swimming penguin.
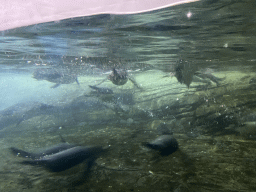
[33,68,79,88]
[10,143,76,160]
[144,135,178,156]
[96,68,142,89]
[143,124,178,156]
[18,146,104,172]
[174,61,195,88]
[108,68,129,85]
[10,134,76,160]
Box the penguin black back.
[21,146,104,172]
[144,135,178,156]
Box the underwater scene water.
[0,0,256,191]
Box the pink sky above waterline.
[0,0,199,31]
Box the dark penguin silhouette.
[10,134,76,160]
[10,143,76,160]
[20,146,104,172]
[143,124,178,156]
[144,135,178,156]
[33,68,79,88]
[174,61,196,88]
[96,68,142,89]
[108,68,128,85]
[173,60,225,88]
[10,135,105,172]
